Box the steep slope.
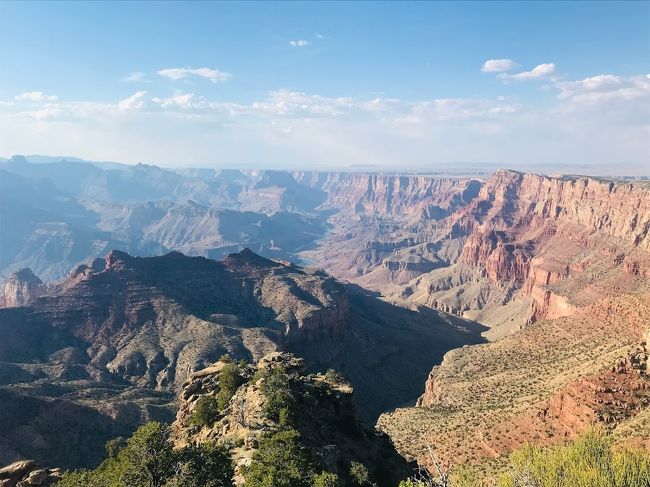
[294,171,481,217]
[378,293,650,476]
[0,249,483,468]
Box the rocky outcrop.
[1,269,45,308]
[0,460,61,487]
[174,352,412,486]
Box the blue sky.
[0,1,648,172]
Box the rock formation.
[173,352,412,486]
[0,460,61,487]
[1,269,45,308]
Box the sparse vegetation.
[260,365,295,421]
[189,395,220,427]
[55,422,234,487]
[243,429,314,487]
[498,429,650,487]
[313,471,341,487]
[216,362,245,410]
[349,461,375,486]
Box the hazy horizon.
[1,153,648,178]
[0,1,648,173]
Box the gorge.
[1,156,649,480]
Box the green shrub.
[243,429,314,487]
[190,396,220,427]
[397,481,426,487]
[313,471,340,487]
[117,422,176,487]
[55,471,108,487]
[498,429,650,487]
[169,442,234,487]
[260,366,294,421]
[219,363,244,392]
[212,362,244,410]
[54,422,234,487]
[105,437,125,460]
[349,461,374,486]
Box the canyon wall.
[450,170,650,322]
[294,171,482,217]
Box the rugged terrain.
[301,170,650,336]
[379,294,650,475]
[0,249,481,469]
[173,352,412,486]
[2,158,650,478]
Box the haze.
[0,1,648,174]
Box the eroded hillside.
[0,249,482,469]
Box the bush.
[190,396,220,427]
[117,422,176,487]
[313,471,340,487]
[260,366,294,421]
[54,422,235,487]
[169,442,234,487]
[349,461,374,486]
[243,429,314,487]
[498,429,650,487]
[55,471,108,487]
[215,363,244,410]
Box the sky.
[0,1,648,172]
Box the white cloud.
[555,73,649,106]
[1,72,647,172]
[118,91,148,111]
[121,71,149,83]
[481,59,517,73]
[32,107,62,120]
[152,93,209,110]
[556,74,623,99]
[289,40,310,47]
[157,67,232,83]
[15,91,58,102]
[500,63,556,81]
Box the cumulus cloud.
[500,63,556,81]
[481,59,517,73]
[158,67,232,83]
[15,91,58,102]
[289,40,310,47]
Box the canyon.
[0,248,481,469]
[1,156,649,478]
